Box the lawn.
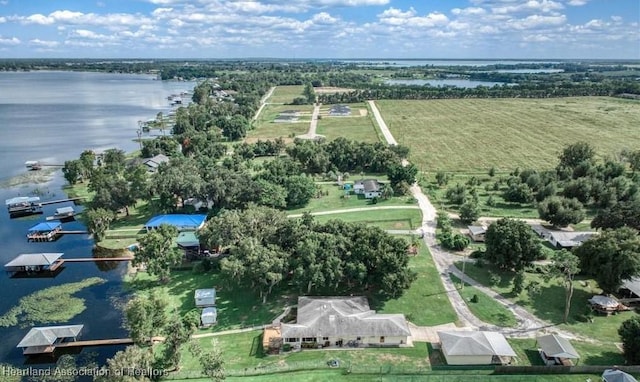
[371,242,458,326]
[453,261,640,344]
[172,330,430,379]
[508,338,625,366]
[312,208,423,230]
[287,181,416,215]
[248,104,313,141]
[449,274,518,328]
[268,85,306,104]
[315,103,380,143]
[124,270,291,332]
[375,97,640,171]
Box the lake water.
[342,59,561,67]
[0,71,195,369]
[385,78,506,88]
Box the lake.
[342,59,561,67]
[0,71,195,369]
[384,78,506,88]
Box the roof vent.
[329,315,335,322]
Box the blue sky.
[0,0,638,59]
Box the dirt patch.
[359,109,368,117]
[315,87,355,94]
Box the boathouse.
[17,325,83,355]
[4,253,64,274]
[27,222,62,242]
[6,196,42,217]
[47,206,75,221]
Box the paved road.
[368,100,588,340]
[296,103,322,140]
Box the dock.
[62,257,133,263]
[27,338,136,354]
[5,254,132,276]
[39,197,84,206]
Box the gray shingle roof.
[468,226,486,236]
[438,331,517,357]
[549,231,596,247]
[17,325,83,348]
[355,179,381,193]
[537,334,579,359]
[281,297,410,338]
[622,277,640,297]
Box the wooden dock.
[58,231,89,235]
[62,257,133,263]
[24,337,164,354]
[39,197,84,206]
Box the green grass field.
[453,261,640,345]
[376,97,640,171]
[287,181,416,215]
[312,208,423,230]
[269,85,306,104]
[373,241,458,326]
[449,274,518,327]
[316,103,380,143]
[248,104,313,141]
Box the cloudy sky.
[0,0,638,59]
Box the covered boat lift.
[17,325,83,355]
[26,222,62,242]
[4,253,64,274]
[6,196,42,217]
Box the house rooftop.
[537,334,579,359]
[468,226,486,236]
[549,231,596,247]
[438,331,517,357]
[355,179,381,193]
[281,296,410,339]
[622,277,640,297]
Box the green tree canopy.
[618,316,640,364]
[484,218,541,272]
[133,224,183,282]
[537,196,585,227]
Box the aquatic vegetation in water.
[0,277,106,328]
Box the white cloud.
[0,36,20,45]
[567,0,588,6]
[29,39,59,48]
[311,12,338,24]
[493,0,564,15]
[508,14,567,29]
[451,7,486,16]
[379,7,416,19]
[378,8,448,28]
[0,16,5,23]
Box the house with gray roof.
[548,231,596,249]
[536,333,580,366]
[280,296,410,348]
[438,331,516,365]
[143,154,170,172]
[353,179,382,199]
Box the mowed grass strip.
[373,241,458,326]
[316,104,380,143]
[268,85,305,104]
[449,274,518,327]
[312,208,423,230]
[376,97,640,171]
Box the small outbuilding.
[621,277,640,299]
[467,226,486,242]
[588,295,629,315]
[201,307,217,327]
[536,333,580,366]
[602,369,638,382]
[194,288,216,307]
[438,331,517,365]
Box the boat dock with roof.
[26,222,63,242]
[6,196,42,217]
[4,253,64,274]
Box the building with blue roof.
[27,222,62,242]
[144,214,207,232]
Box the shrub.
[488,271,502,286]
[470,294,479,303]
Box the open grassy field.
[287,181,416,215]
[312,208,423,230]
[376,97,640,171]
[453,261,640,345]
[449,274,518,327]
[316,103,380,143]
[372,241,458,326]
[269,85,306,104]
[248,103,313,141]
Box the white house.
[353,179,383,199]
[194,288,216,307]
[201,307,217,327]
[279,296,410,348]
[438,331,517,365]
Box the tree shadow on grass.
[580,351,625,366]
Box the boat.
[25,161,42,171]
[6,196,42,218]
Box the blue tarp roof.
[6,196,40,205]
[28,222,61,232]
[145,214,207,230]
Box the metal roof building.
[537,334,579,365]
[438,331,517,365]
[17,325,83,354]
[144,214,207,232]
[4,253,63,272]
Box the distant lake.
[385,78,506,88]
[492,69,565,74]
[343,59,560,67]
[0,71,195,369]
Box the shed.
[588,295,628,315]
[467,226,486,242]
[195,288,216,307]
[144,214,207,232]
[536,334,580,365]
[4,253,64,273]
[602,369,638,382]
[201,307,217,327]
[438,331,516,365]
[621,277,640,298]
[17,324,83,354]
